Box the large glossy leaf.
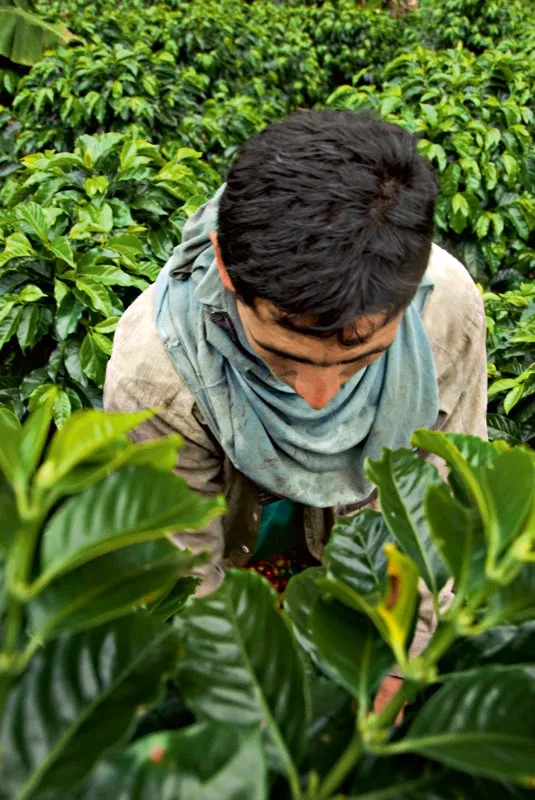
[390,666,535,784]
[321,514,418,664]
[411,429,493,516]
[0,406,22,488]
[147,576,198,621]
[324,510,391,601]
[78,724,267,800]
[487,564,535,624]
[38,464,224,586]
[0,5,76,66]
[349,755,530,799]
[283,566,326,664]
[364,448,448,596]
[178,570,309,775]
[483,448,534,557]
[0,615,180,800]
[304,674,355,782]
[0,474,20,554]
[36,409,155,487]
[350,753,448,799]
[28,539,204,640]
[310,595,393,703]
[424,482,487,594]
[439,622,535,673]
[18,393,55,484]
[44,433,184,508]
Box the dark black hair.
[217,109,438,342]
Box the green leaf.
[310,596,393,703]
[78,133,124,170]
[38,464,224,585]
[53,278,69,307]
[452,193,470,218]
[391,666,535,785]
[284,567,326,665]
[16,304,40,352]
[324,511,391,603]
[76,278,114,317]
[18,392,56,484]
[349,753,447,799]
[0,305,21,350]
[16,201,49,242]
[0,474,20,555]
[46,434,184,503]
[487,413,523,446]
[0,6,75,66]
[52,389,71,428]
[92,316,120,334]
[424,482,485,593]
[410,430,490,521]
[77,263,146,289]
[84,176,109,198]
[55,294,84,340]
[488,564,535,625]
[364,448,448,596]
[0,616,180,799]
[504,385,524,414]
[0,406,22,487]
[47,235,75,266]
[36,408,155,488]
[29,539,203,641]
[80,332,109,386]
[0,232,35,268]
[507,207,530,241]
[178,570,308,775]
[18,285,46,303]
[440,622,535,673]
[484,448,534,556]
[441,163,461,197]
[148,576,198,622]
[476,214,490,240]
[79,724,267,800]
[322,516,419,665]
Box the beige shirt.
[104,243,487,657]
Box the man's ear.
[210,231,235,293]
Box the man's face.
[209,231,403,410]
[236,299,403,410]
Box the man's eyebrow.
[251,335,389,366]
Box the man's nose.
[294,369,341,410]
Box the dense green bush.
[485,282,535,446]
[0,132,219,420]
[325,45,535,284]
[1,405,533,797]
[11,43,211,154]
[404,0,535,53]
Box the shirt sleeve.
[103,285,226,597]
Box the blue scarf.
[154,184,439,508]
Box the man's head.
[211,109,438,409]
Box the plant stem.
[315,732,363,800]
[419,620,458,670]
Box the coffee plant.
[0,132,219,420]
[0,405,533,797]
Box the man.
[104,110,487,696]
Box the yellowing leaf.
[377,544,420,666]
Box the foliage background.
[0,0,534,439]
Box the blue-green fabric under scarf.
[153,184,439,508]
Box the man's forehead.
[253,297,388,345]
